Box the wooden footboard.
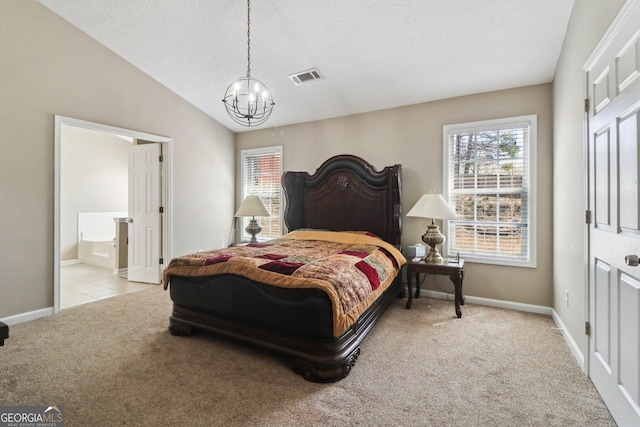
[169,276,402,382]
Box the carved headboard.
[282,155,402,248]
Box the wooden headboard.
[282,155,402,248]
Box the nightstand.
[406,259,465,317]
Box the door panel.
[595,128,611,227]
[619,111,640,231]
[594,260,611,371]
[587,1,640,424]
[617,32,640,92]
[594,67,611,113]
[619,273,640,405]
[128,143,161,284]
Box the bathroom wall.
[60,125,129,262]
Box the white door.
[128,142,162,284]
[586,1,640,425]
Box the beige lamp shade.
[406,193,457,264]
[235,196,270,217]
[406,193,458,220]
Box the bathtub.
[77,212,127,271]
[78,231,116,270]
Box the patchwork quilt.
[163,230,407,336]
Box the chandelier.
[222,0,275,127]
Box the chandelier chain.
[246,0,251,78]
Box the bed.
[163,155,404,382]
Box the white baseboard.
[60,259,80,266]
[0,307,54,326]
[551,309,586,372]
[419,289,553,315]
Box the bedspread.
[163,230,407,336]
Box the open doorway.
[53,116,172,313]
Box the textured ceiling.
[38,0,575,133]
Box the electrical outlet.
[565,290,569,307]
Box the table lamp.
[406,193,458,263]
[235,196,270,243]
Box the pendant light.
[222,0,275,127]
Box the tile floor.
[60,263,155,309]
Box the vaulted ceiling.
[39,0,575,133]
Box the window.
[443,116,536,267]
[240,146,283,241]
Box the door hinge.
[159,258,164,265]
[159,155,164,162]
[159,206,164,214]
[585,210,592,224]
[585,321,591,336]
[584,98,590,113]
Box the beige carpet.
[0,286,615,426]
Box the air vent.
[289,68,323,86]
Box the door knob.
[625,255,639,266]
[125,218,134,223]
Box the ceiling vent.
[289,68,323,86]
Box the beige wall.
[237,83,554,307]
[552,0,627,359]
[0,1,235,319]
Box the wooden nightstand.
[406,259,465,318]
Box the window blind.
[443,116,536,267]
[240,146,282,241]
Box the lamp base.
[245,217,262,243]
[422,222,445,264]
[424,250,444,264]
